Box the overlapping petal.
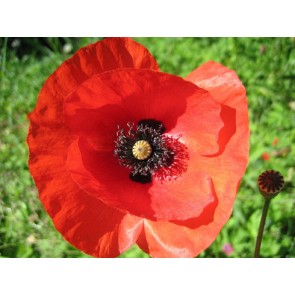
[28,38,158,256]
[136,61,249,257]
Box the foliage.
[0,37,294,258]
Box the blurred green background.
[0,37,294,258]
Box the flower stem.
[254,198,271,258]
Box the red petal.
[28,130,143,257]
[135,61,250,258]
[185,61,249,200]
[29,37,159,127]
[27,38,157,257]
[137,218,220,258]
[64,69,223,221]
[169,91,224,156]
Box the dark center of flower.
[114,119,189,184]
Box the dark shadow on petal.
[204,104,236,157]
[169,179,218,229]
[136,226,150,255]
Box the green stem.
[254,198,271,258]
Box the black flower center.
[114,119,188,184]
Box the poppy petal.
[27,38,158,257]
[185,61,249,201]
[186,61,248,156]
[137,218,220,258]
[135,62,249,257]
[29,37,159,127]
[28,130,143,257]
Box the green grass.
[0,37,294,258]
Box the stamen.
[138,119,165,134]
[114,120,189,184]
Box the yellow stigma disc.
[132,140,152,160]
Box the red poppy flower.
[27,38,249,257]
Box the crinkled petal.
[28,129,143,257]
[185,61,249,207]
[29,37,159,127]
[134,62,249,258]
[137,217,220,258]
[27,38,157,257]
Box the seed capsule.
[132,140,152,160]
[257,170,284,199]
